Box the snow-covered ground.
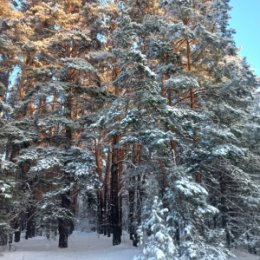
[0,231,140,260]
[0,231,259,260]
[230,250,260,260]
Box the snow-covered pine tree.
[134,196,177,260]
[201,57,260,251]
[0,0,259,256]
[95,3,224,255]
[95,8,177,245]
[0,0,109,248]
[158,0,260,255]
[0,181,11,245]
[242,113,260,253]
[0,1,33,245]
[103,0,259,258]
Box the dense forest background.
[0,0,260,259]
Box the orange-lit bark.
[95,140,103,181]
[27,100,34,116]
[161,74,168,98]
[52,95,57,112]
[186,38,191,71]
[19,85,25,101]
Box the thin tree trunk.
[186,38,191,71]
[95,140,104,234]
[97,191,104,234]
[128,185,135,241]
[133,175,142,247]
[58,90,73,248]
[11,217,21,242]
[129,143,142,247]
[110,135,122,245]
[25,207,35,239]
[118,148,124,240]
[58,191,72,248]
[104,147,111,237]
[187,44,201,183]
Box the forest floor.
[0,231,140,260]
[0,231,259,260]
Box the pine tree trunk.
[14,230,21,243]
[58,192,72,248]
[219,172,231,248]
[128,185,135,241]
[25,207,35,239]
[58,86,73,248]
[104,147,111,237]
[129,143,142,247]
[0,234,7,246]
[220,173,227,228]
[95,140,104,234]
[186,38,191,71]
[168,89,172,106]
[118,148,124,240]
[11,217,21,242]
[97,191,104,234]
[110,135,122,245]
[134,173,143,247]
[58,219,69,248]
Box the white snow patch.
[1,233,259,260]
[230,250,260,260]
[0,231,140,260]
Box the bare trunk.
[95,140,104,234]
[186,39,191,71]
[104,147,111,237]
[110,135,122,245]
[25,207,35,239]
[58,192,73,248]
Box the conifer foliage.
[0,0,259,259]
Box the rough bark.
[110,135,122,245]
[58,192,72,248]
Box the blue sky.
[229,0,260,76]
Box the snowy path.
[0,231,259,260]
[0,231,140,260]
